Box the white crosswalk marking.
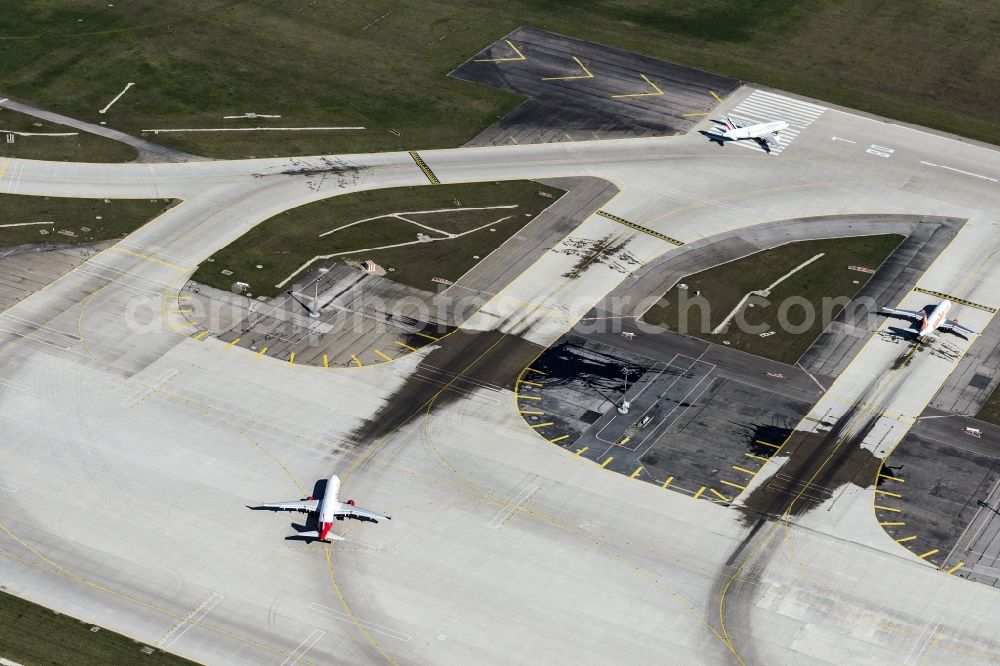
[726,90,827,155]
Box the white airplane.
[252,474,391,542]
[706,115,789,151]
[881,299,979,339]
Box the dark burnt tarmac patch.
[349,328,542,444]
[559,234,637,279]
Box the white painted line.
[904,614,943,665]
[160,592,223,648]
[831,137,856,144]
[98,82,135,114]
[0,378,28,394]
[0,481,17,493]
[142,126,365,133]
[0,98,8,104]
[121,369,179,408]
[0,130,78,137]
[919,161,998,182]
[488,482,540,529]
[309,603,412,641]
[0,221,55,228]
[280,629,325,666]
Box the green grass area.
[977,393,1000,426]
[192,181,562,296]
[0,589,197,666]
[641,235,904,365]
[0,107,137,162]
[2,2,999,161]
[0,195,175,247]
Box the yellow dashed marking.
[755,439,781,449]
[710,90,724,103]
[414,331,440,341]
[408,151,440,185]
[224,338,240,350]
[374,349,393,361]
[575,447,588,456]
[288,352,295,365]
[875,505,901,513]
[693,487,706,500]
[945,561,965,574]
[516,394,541,401]
[880,521,905,527]
[395,340,418,352]
[661,476,674,489]
[526,367,546,375]
[917,548,940,559]
[255,347,269,360]
[914,287,996,313]
[518,380,543,387]
[549,434,569,444]
[351,354,362,367]
[193,331,210,341]
[732,465,757,476]
[745,453,770,462]
[875,489,901,498]
[878,473,904,483]
[323,355,329,368]
[595,209,683,246]
[720,480,746,491]
[896,535,917,543]
[530,422,554,428]
[519,410,543,415]
[600,456,613,468]
[630,466,643,479]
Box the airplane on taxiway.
[703,115,789,152]
[252,474,390,542]
[881,299,979,340]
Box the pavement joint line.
[408,151,440,185]
[529,422,554,428]
[692,487,706,500]
[720,479,746,490]
[192,330,210,341]
[516,394,541,400]
[732,465,757,476]
[519,410,543,415]
[630,466,643,479]
[224,338,240,350]
[525,367,546,375]
[945,561,965,574]
[913,287,996,313]
[917,548,940,559]
[255,347,268,360]
[541,55,593,81]
[896,535,917,543]
[549,434,569,444]
[323,355,329,368]
[709,488,730,502]
[574,447,588,456]
[473,39,526,62]
[662,476,674,489]
[880,521,905,526]
[875,505,901,513]
[374,349,392,361]
[610,73,664,98]
[351,354,363,367]
[395,340,418,352]
[879,473,904,483]
[600,456,613,468]
[595,209,683,246]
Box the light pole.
[618,367,632,414]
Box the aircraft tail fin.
[724,115,736,130]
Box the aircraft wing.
[336,504,391,523]
[881,307,924,322]
[254,499,319,512]
[761,132,781,147]
[940,319,979,336]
